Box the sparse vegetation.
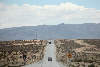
[88,64,95,67]
[0,40,47,67]
[55,39,100,67]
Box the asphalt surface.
[24,40,67,67]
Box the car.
[49,42,51,44]
[48,57,52,61]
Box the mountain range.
[0,23,100,41]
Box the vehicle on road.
[48,57,52,61]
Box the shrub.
[88,64,95,67]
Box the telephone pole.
[36,31,37,40]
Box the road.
[24,40,66,67]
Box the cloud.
[0,2,100,29]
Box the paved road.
[24,40,66,67]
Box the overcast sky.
[0,0,100,29]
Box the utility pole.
[32,30,37,40]
[36,31,37,40]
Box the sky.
[0,0,100,29]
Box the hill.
[0,23,100,40]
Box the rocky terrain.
[82,39,100,48]
[55,39,100,67]
[0,40,47,67]
[1,39,100,67]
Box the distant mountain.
[0,23,100,40]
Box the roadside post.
[67,53,72,67]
